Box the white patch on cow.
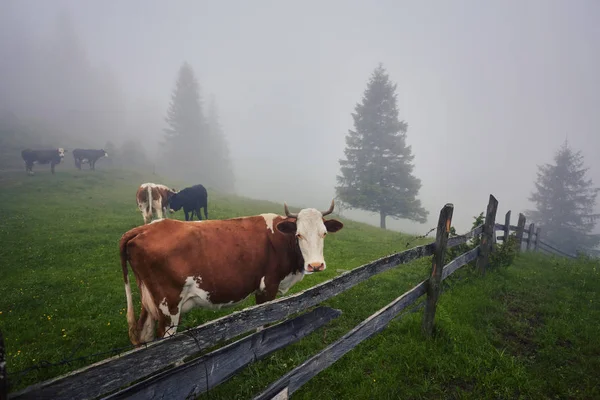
[140,283,159,319]
[259,276,266,291]
[178,276,243,314]
[295,208,328,271]
[260,213,279,234]
[159,298,170,317]
[57,148,65,158]
[149,218,164,224]
[277,271,304,295]
[159,298,181,338]
[139,283,158,342]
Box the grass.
[1,168,599,399]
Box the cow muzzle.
[306,262,325,273]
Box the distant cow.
[168,184,208,221]
[73,148,108,170]
[136,183,178,224]
[21,148,66,175]
[119,200,344,345]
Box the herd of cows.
[124,183,344,345]
[20,147,346,346]
[21,147,107,175]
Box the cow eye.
[296,233,303,240]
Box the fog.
[1,0,599,235]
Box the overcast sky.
[2,0,599,234]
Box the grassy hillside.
[0,168,432,393]
[205,253,600,400]
[1,169,598,399]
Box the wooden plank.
[494,222,505,231]
[515,213,526,252]
[476,195,499,276]
[534,227,541,251]
[252,281,428,400]
[9,242,435,400]
[503,211,511,245]
[102,306,341,400]
[422,203,454,336]
[447,225,483,248]
[1,330,7,400]
[526,223,535,251]
[442,247,480,280]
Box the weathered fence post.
[475,194,499,276]
[526,223,535,251]
[515,213,526,252]
[534,227,541,251]
[422,203,453,337]
[0,329,7,400]
[503,211,511,245]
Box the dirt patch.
[494,294,544,358]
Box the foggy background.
[1,0,599,235]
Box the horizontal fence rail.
[5,194,583,400]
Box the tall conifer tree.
[336,63,428,229]
[527,141,600,254]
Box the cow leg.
[91,159,96,170]
[137,307,156,344]
[196,206,202,221]
[203,205,208,220]
[184,209,190,221]
[157,310,180,339]
[25,161,34,176]
[154,202,164,219]
[254,280,279,332]
[51,162,56,174]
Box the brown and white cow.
[135,183,177,224]
[119,200,344,346]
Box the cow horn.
[321,199,335,216]
[284,202,298,218]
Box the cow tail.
[120,230,141,346]
[147,185,153,214]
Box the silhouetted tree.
[336,63,428,229]
[162,62,207,182]
[207,94,235,192]
[527,141,600,254]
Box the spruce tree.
[162,62,207,182]
[336,63,428,229]
[207,95,235,193]
[527,141,600,254]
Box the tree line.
[336,63,599,255]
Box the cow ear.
[276,220,297,235]
[324,219,344,233]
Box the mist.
[1,0,599,235]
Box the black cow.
[21,148,66,175]
[168,184,208,221]
[73,148,108,170]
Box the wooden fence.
[4,194,580,400]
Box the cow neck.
[283,217,304,275]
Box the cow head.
[276,199,344,273]
[168,192,183,212]
[101,149,108,157]
[57,148,66,158]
